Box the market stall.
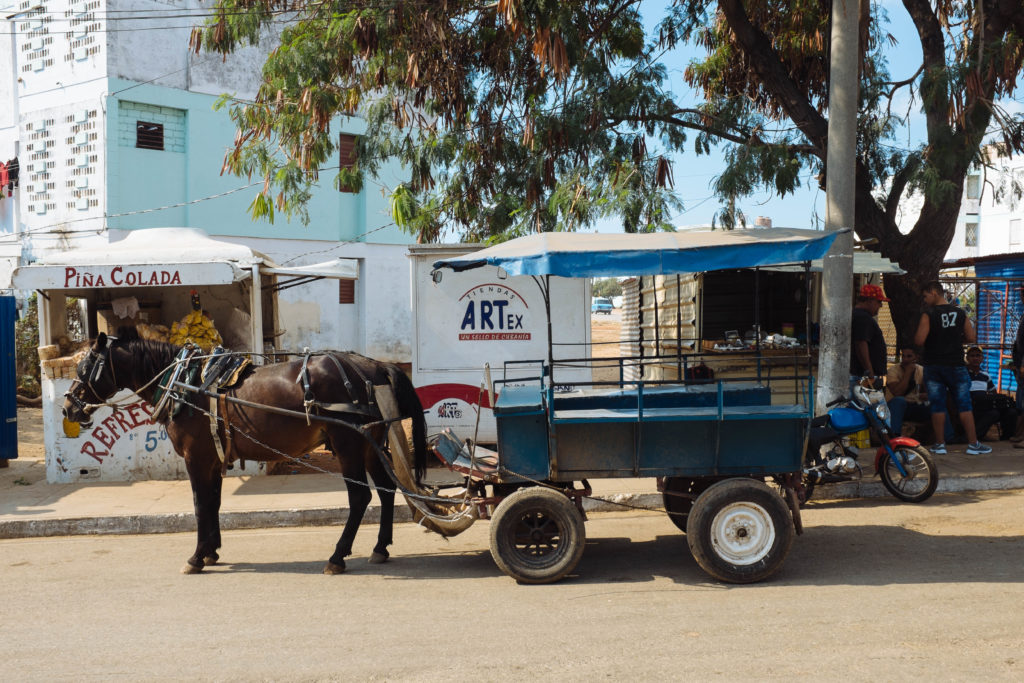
[12,228,356,483]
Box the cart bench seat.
[552,404,809,423]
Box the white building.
[0,0,416,360]
[892,148,1024,263]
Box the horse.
[62,328,427,575]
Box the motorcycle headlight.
[875,402,890,422]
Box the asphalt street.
[2,489,1022,681]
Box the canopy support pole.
[250,263,264,364]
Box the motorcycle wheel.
[879,445,939,503]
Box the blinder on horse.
[63,341,116,427]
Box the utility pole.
[816,0,860,412]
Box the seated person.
[965,346,1018,440]
[886,345,948,439]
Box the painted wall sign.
[458,283,531,341]
[12,261,238,289]
[411,249,591,443]
[78,400,161,462]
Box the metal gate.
[1,295,16,461]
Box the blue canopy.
[432,228,841,278]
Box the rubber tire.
[663,477,712,532]
[489,487,586,584]
[879,445,939,503]
[686,478,795,584]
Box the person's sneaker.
[930,443,947,455]
[966,442,993,455]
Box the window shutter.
[338,133,358,193]
[338,279,355,304]
[136,121,164,150]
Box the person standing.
[1011,313,1024,443]
[850,283,888,392]
[913,281,992,455]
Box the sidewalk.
[3,408,1023,539]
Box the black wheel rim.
[511,511,562,558]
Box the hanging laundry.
[0,162,7,198]
[6,157,18,195]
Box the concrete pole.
[816,0,860,412]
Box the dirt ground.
[13,407,45,461]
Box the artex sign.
[458,283,531,341]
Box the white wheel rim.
[709,501,776,566]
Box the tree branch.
[717,0,829,152]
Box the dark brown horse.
[62,328,427,575]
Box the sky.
[588,0,1023,233]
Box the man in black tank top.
[913,281,992,455]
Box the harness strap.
[208,391,228,473]
[219,393,238,472]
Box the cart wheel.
[686,478,794,584]
[662,477,711,533]
[489,487,586,584]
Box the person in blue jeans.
[913,281,992,455]
[886,345,955,441]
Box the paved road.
[2,489,1022,681]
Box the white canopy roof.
[12,228,358,290]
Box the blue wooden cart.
[430,229,839,584]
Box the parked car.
[592,297,614,314]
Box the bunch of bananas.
[169,310,222,351]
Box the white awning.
[11,228,359,290]
[262,259,358,280]
[764,251,905,274]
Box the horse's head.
[62,332,120,428]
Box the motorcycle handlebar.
[825,395,848,407]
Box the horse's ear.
[96,332,108,350]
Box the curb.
[1,475,1021,540]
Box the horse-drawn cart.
[425,229,840,584]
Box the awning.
[12,227,358,290]
[764,250,905,274]
[432,228,841,278]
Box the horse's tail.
[385,365,427,484]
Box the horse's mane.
[112,326,182,385]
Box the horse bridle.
[65,342,119,420]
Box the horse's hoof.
[202,553,219,566]
[181,562,204,575]
[368,551,389,564]
[323,561,346,575]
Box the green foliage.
[12,294,86,397]
[14,294,39,396]
[195,0,1024,288]
[592,278,622,298]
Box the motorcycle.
[803,383,939,503]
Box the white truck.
[408,244,591,444]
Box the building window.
[1011,219,1022,247]
[136,121,164,150]
[965,223,978,247]
[966,173,981,199]
[338,279,355,304]
[338,133,358,193]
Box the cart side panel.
[715,416,806,473]
[553,422,639,478]
[494,412,550,479]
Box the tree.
[194,0,1024,335]
[593,278,623,297]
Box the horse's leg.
[367,452,395,564]
[182,449,223,574]
[324,431,372,575]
